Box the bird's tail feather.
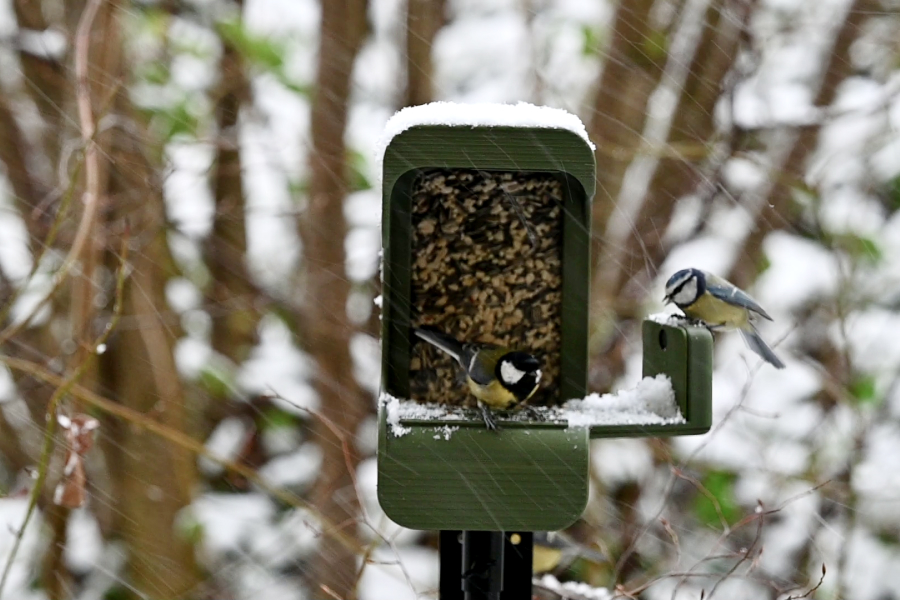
[413,327,464,362]
[740,327,785,369]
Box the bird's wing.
[464,345,503,385]
[704,272,773,320]
[414,327,464,362]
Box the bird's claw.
[522,405,546,422]
[478,403,500,431]
[672,314,711,330]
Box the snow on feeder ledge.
[376,102,712,532]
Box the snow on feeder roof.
[377,101,595,173]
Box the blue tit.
[531,531,607,574]
[413,327,542,430]
[664,268,785,369]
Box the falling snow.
[2,0,900,598]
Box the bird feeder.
[375,103,713,598]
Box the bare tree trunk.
[588,0,670,258]
[300,0,369,598]
[205,5,261,365]
[405,0,445,107]
[13,0,69,169]
[588,0,753,390]
[603,0,754,306]
[0,400,30,471]
[727,0,874,289]
[585,0,673,387]
[0,0,64,442]
[40,504,72,598]
[75,2,201,597]
[99,97,202,598]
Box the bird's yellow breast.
[468,378,519,409]
[682,292,749,329]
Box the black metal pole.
[441,530,534,599]
[500,532,533,599]
[462,531,505,600]
[440,531,463,600]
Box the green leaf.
[849,374,881,406]
[198,364,237,400]
[140,7,171,39]
[581,25,602,57]
[103,587,131,600]
[218,18,284,71]
[834,233,882,266]
[217,19,312,97]
[260,406,300,431]
[641,29,668,63]
[885,174,900,212]
[140,61,171,85]
[347,148,373,192]
[876,528,900,546]
[692,470,741,528]
[856,237,882,265]
[178,516,205,545]
[151,100,201,141]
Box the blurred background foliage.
[1,0,900,598]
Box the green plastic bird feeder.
[376,104,713,535]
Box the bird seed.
[409,169,563,406]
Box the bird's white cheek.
[500,361,526,385]
[673,279,698,305]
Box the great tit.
[664,268,785,369]
[413,327,542,430]
[531,531,607,574]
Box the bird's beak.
[663,295,672,305]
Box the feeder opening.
[409,168,565,406]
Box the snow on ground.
[0,183,33,283]
[536,574,612,600]
[356,457,422,546]
[257,443,323,490]
[591,438,655,486]
[0,498,46,599]
[237,315,319,413]
[64,508,103,575]
[200,416,251,476]
[189,492,277,560]
[357,545,439,600]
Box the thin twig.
[0,4,107,591]
[785,564,827,600]
[0,355,368,558]
[0,0,105,348]
[70,0,103,275]
[0,234,126,598]
[267,389,423,597]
